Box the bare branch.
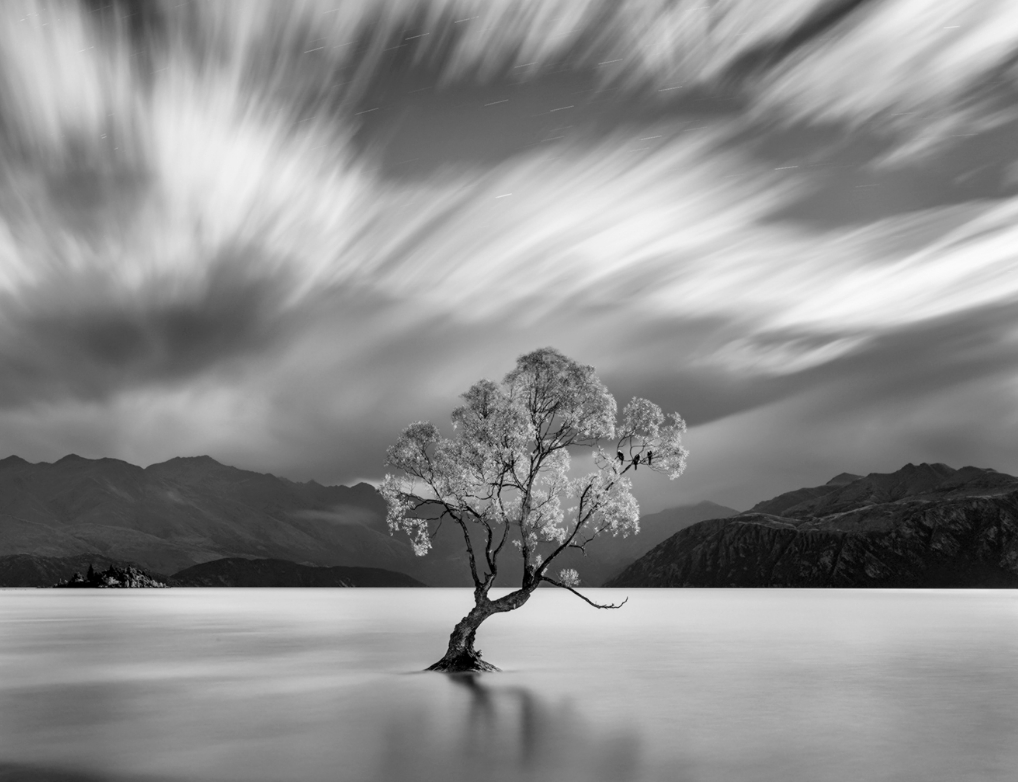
[491,513,511,561]
[541,576,629,609]
[572,520,612,551]
[437,508,481,588]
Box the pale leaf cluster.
[380,348,688,603]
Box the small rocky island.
[55,564,167,589]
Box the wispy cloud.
[756,0,1018,140]
[1,0,1017,505]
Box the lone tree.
[381,347,688,672]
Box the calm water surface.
[0,589,1016,782]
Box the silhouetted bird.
[633,453,640,470]
[647,450,653,466]
[617,451,624,464]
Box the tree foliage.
[380,347,688,670]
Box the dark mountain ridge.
[0,453,427,579]
[0,453,728,587]
[169,558,424,587]
[748,462,1016,519]
[607,463,1018,588]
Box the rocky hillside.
[606,463,1018,588]
[169,557,425,587]
[580,501,738,586]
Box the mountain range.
[0,454,732,587]
[5,454,1015,589]
[0,453,419,573]
[606,463,1018,588]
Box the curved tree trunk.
[427,603,499,672]
[427,587,535,673]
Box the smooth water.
[0,589,1016,782]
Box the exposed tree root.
[426,648,500,673]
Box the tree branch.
[572,520,612,551]
[541,576,628,609]
[449,510,482,588]
[537,483,594,578]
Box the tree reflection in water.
[372,673,645,782]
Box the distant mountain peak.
[159,455,223,466]
[825,472,862,486]
[55,454,87,463]
[864,462,958,487]
[750,462,1016,520]
[144,455,230,476]
[894,462,954,475]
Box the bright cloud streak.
[3,1,1017,323]
[759,0,1018,133]
[1,0,1017,506]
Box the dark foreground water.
[0,589,1016,782]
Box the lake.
[0,589,1015,782]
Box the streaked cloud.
[756,0,1018,147]
[1,0,1017,507]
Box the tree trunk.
[427,603,499,672]
[427,585,539,672]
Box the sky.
[1,0,1017,512]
